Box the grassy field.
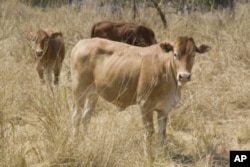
[0,1,249,166]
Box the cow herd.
[30,20,211,160]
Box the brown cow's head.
[160,36,211,86]
[30,30,49,58]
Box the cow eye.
[173,53,178,59]
[193,54,196,58]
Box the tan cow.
[91,21,157,46]
[70,36,210,159]
[30,28,65,85]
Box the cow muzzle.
[177,72,191,84]
[36,50,44,57]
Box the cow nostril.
[36,50,43,56]
[178,73,191,81]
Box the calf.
[30,28,65,85]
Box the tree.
[151,0,167,29]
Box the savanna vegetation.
[0,0,249,166]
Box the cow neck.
[169,54,178,88]
[42,37,50,57]
[41,39,50,70]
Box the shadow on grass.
[171,153,193,164]
[170,152,229,166]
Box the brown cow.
[91,21,157,46]
[30,28,65,85]
[70,36,210,160]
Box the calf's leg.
[45,66,52,84]
[36,62,45,84]
[54,63,62,85]
[54,49,65,85]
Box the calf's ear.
[50,32,62,39]
[196,44,211,54]
[160,42,173,53]
[29,32,36,41]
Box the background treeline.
[19,0,69,7]
[18,0,248,12]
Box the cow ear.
[160,42,173,53]
[50,32,62,39]
[196,44,211,54]
[30,32,36,41]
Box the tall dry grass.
[0,0,249,166]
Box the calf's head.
[160,36,211,86]
[30,30,49,58]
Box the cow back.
[91,21,157,47]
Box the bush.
[19,0,69,7]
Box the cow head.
[160,36,211,86]
[30,30,49,58]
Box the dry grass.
[0,0,250,166]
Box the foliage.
[18,0,235,11]
[19,0,69,7]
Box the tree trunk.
[150,0,167,29]
[133,0,137,21]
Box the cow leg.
[71,74,95,137]
[36,62,45,84]
[45,66,52,84]
[156,96,177,154]
[72,100,85,137]
[141,110,154,138]
[72,83,87,137]
[157,111,168,146]
[82,88,98,135]
[140,107,154,164]
[54,49,65,85]
[53,62,62,85]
